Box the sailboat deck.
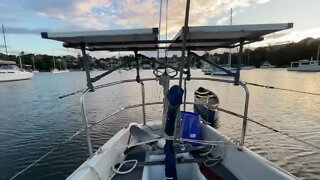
[112,124,238,180]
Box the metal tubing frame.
[138,53,188,75]
[239,81,250,146]
[91,59,134,83]
[79,76,250,156]
[80,89,93,155]
[141,81,146,125]
[235,39,244,85]
[81,43,94,91]
[188,51,235,76]
[183,78,187,111]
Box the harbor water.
[0,69,319,179]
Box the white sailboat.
[242,49,255,70]
[51,57,69,73]
[211,54,237,75]
[32,56,39,73]
[0,59,33,82]
[260,61,275,68]
[287,59,320,72]
[287,46,320,72]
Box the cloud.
[256,0,270,4]
[12,0,276,34]
[250,27,320,47]
[21,0,113,30]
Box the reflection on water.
[0,69,319,179]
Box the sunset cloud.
[0,0,320,57]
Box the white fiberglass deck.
[67,122,296,180]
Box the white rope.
[113,159,138,174]
[108,160,138,180]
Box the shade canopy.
[169,23,293,50]
[41,23,293,52]
[41,28,159,51]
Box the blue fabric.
[164,85,184,180]
[180,111,202,146]
[167,85,184,107]
[164,140,177,180]
[165,85,184,136]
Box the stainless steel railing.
[80,77,250,155]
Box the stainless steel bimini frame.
[80,77,249,156]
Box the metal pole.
[183,79,187,111]
[53,56,55,69]
[230,8,233,25]
[141,82,146,125]
[317,44,320,60]
[174,0,190,145]
[239,81,249,147]
[19,56,22,69]
[156,0,163,65]
[235,39,244,85]
[2,24,8,56]
[80,90,93,156]
[32,55,35,71]
[178,0,190,87]
[81,43,94,91]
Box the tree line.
[0,37,319,70]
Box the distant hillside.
[1,37,319,69]
[217,37,320,67]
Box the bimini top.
[41,23,293,52]
[169,23,293,50]
[41,28,159,51]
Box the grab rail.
[80,77,250,155]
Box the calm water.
[0,69,319,180]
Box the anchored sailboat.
[51,56,69,73]
[0,25,33,82]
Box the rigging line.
[218,108,320,150]
[157,0,162,62]
[245,82,320,96]
[165,0,169,62]
[9,128,85,180]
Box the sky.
[0,0,320,58]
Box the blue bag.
[180,111,202,146]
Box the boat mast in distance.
[2,24,8,56]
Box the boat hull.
[194,104,218,125]
[287,66,320,72]
[0,71,33,82]
[67,122,297,180]
[194,87,219,126]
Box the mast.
[2,24,8,56]
[230,8,233,25]
[64,59,67,70]
[19,56,22,69]
[228,8,233,66]
[32,55,36,71]
[179,0,190,87]
[53,56,56,69]
[317,44,320,61]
